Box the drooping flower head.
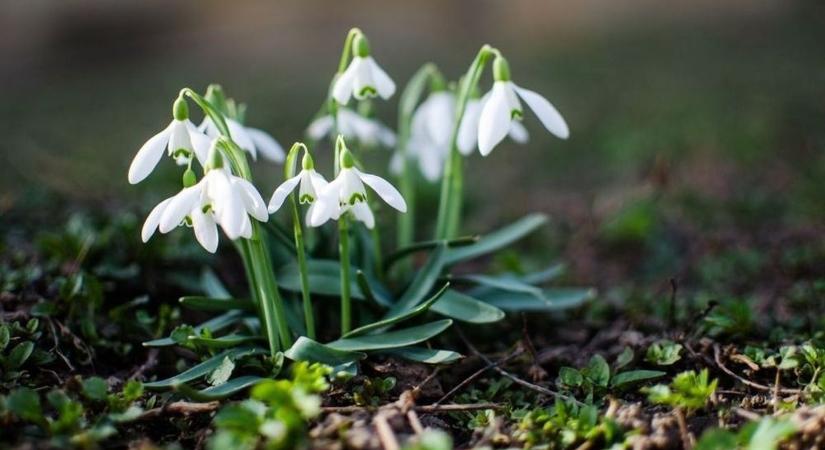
[401,88,456,181]
[199,84,285,163]
[128,96,212,184]
[309,136,406,229]
[476,55,569,156]
[141,139,268,253]
[268,147,329,223]
[332,32,396,106]
[307,108,396,148]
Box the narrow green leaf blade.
[344,283,449,338]
[277,259,365,299]
[479,287,596,311]
[143,310,245,347]
[611,370,666,387]
[174,376,264,402]
[444,214,548,265]
[327,319,453,352]
[385,347,463,364]
[431,290,506,323]
[385,244,447,317]
[201,268,231,298]
[143,347,267,389]
[187,334,264,350]
[284,336,366,366]
[179,296,255,312]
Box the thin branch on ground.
[320,402,503,414]
[713,344,800,395]
[433,348,523,406]
[137,401,220,420]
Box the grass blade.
[479,287,596,311]
[174,376,264,401]
[144,347,267,389]
[431,290,505,323]
[179,296,255,312]
[444,214,547,266]
[143,310,245,347]
[327,319,453,352]
[284,336,366,365]
[385,244,447,317]
[385,347,463,364]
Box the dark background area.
[1,0,823,232]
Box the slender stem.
[434,46,494,239]
[339,215,352,335]
[291,205,315,339]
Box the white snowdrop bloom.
[200,116,285,163]
[457,97,528,156]
[405,91,456,181]
[476,56,568,156]
[141,160,268,252]
[268,151,329,223]
[128,98,212,184]
[332,34,395,105]
[309,144,406,229]
[307,108,396,147]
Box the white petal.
[268,174,301,213]
[192,207,218,253]
[509,120,529,143]
[332,62,357,105]
[477,83,512,156]
[247,127,285,163]
[186,121,213,167]
[226,119,257,159]
[309,171,329,193]
[239,214,252,239]
[513,83,569,139]
[128,124,172,184]
[418,145,444,182]
[159,185,202,233]
[427,92,455,146]
[209,170,245,239]
[351,202,375,229]
[366,57,395,99]
[141,198,172,242]
[308,179,341,227]
[378,126,397,147]
[457,100,482,155]
[233,177,268,222]
[352,58,375,100]
[353,168,407,212]
[307,115,334,140]
[388,151,403,176]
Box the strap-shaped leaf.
[327,319,453,352]
[187,334,264,350]
[444,214,548,266]
[385,236,478,269]
[479,287,596,311]
[522,263,566,284]
[277,259,365,299]
[179,296,255,312]
[431,290,505,323]
[144,346,267,389]
[143,310,245,347]
[200,268,231,298]
[457,274,543,298]
[174,376,264,401]
[385,244,447,318]
[284,336,366,365]
[611,370,666,387]
[385,347,463,364]
[343,283,449,338]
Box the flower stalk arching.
[182,87,293,355]
[284,142,316,339]
[336,137,353,335]
[394,62,442,273]
[434,45,496,240]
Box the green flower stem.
[182,88,292,355]
[338,215,352,335]
[434,46,495,240]
[284,143,316,340]
[395,63,440,274]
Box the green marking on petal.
[299,194,315,204]
[348,193,366,205]
[511,109,523,120]
[358,86,377,98]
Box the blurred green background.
[1,0,823,231]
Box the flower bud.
[353,33,370,58]
[493,55,511,82]
[182,167,197,187]
[173,97,189,121]
[302,150,315,170]
[206,140,224,170]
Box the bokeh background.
[1,0,823,252]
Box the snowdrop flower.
[476,56,569,156]
[332,33,395,105]
[307,108,396,147]
[457,97,528,155]
[141,142,269,252]
[390,90,455,182]
[128,97,212,184]
[309,138,406,229]
[200,116,285,163]
[268,150,329,222]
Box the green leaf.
[277,259,365,299]
[201,267,231,298]
[284,337,366,365]
[344,284,449,338]
[179,296,255,312]
[522,263,566,284]
[646,340,683,366]
[747,417,797,450]
[444,214,548,265]
[187,334,264,350]
[81,377,109,401]
[615,347,634,371]
[611,370,666,387]
[586,355,611,387]
[384,235,479,269]
[6,341,34,369]
[144,347,267,389]
[430,290,505,323]
[0,325,9,351]
[479,287,596,311]
[175,376,264,402]
[6,388,43,424]
[457,274,543,297]
[385,245,447,317]
[559,367,584,386]
[207,357,235,387]
[385,347,463,364]
[328,320,453,352]
[143,310,245,347]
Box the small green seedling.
[645,340,683,366]
[644,369,717,414]
[557,351,665,401]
